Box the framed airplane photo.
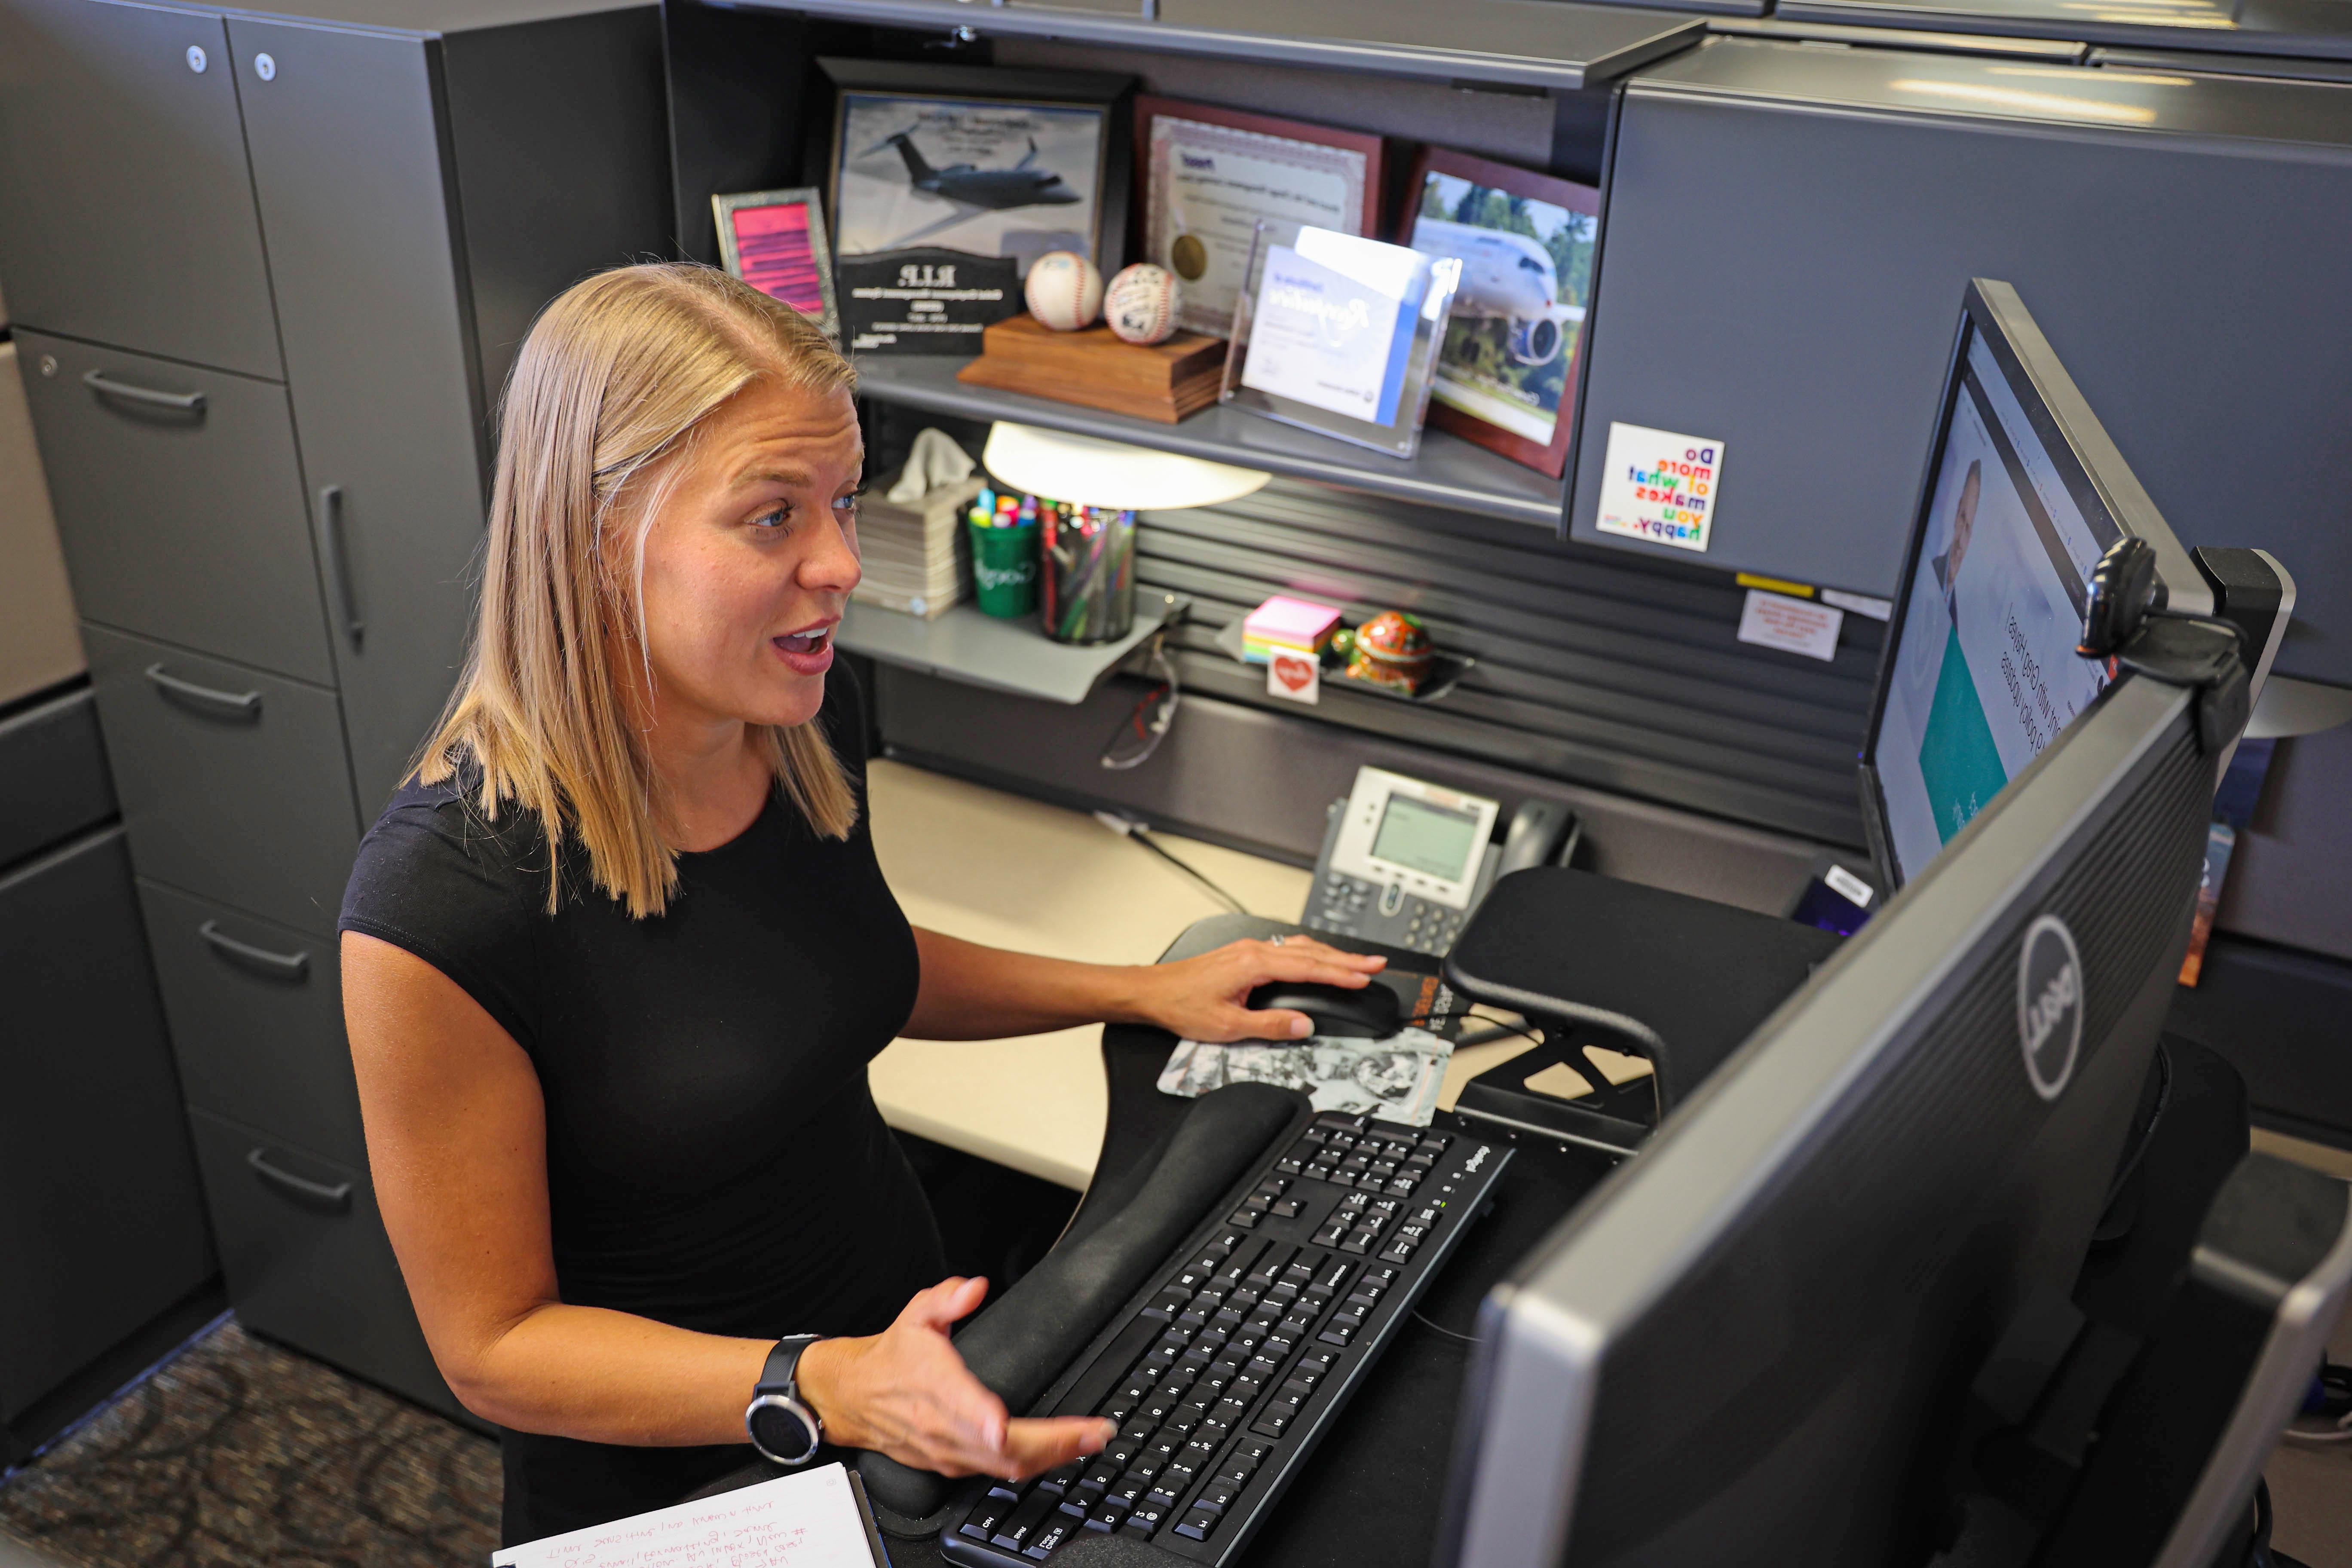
[819,60,1135,282]
[1399,147,1600,479]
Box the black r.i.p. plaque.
[838,248,1022,354]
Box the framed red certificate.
[712,187,841,344]
[1135,97,1384,340]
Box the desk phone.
[1302,767,1577,956]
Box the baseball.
[1104,263,1182,346]
[1024,251,1103,332]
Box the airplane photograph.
[1406,165,1599,461]
[834,95,1103,273]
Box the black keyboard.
[940,1112,1512,1566]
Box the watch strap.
[757,1333,822,1400]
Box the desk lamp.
[980,421,1271,769]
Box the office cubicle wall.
[1570,37,2352,689]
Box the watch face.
[748,1395,819,1465]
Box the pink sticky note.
[1243,595,1343,649]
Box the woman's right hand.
[795,1276,1115,1482]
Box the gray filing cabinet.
[0,691,214,1452]
[0,0,672,1416]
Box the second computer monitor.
[1438,282,2229,1568]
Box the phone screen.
[1372,793,1482,881]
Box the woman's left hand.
[1125,935,1386,1043]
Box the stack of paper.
[1241,595,1342,665]
[852,473,981,619]
[493,1463,886,1568]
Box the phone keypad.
[1305,875,1464,956]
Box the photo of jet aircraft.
[856,131,1084,250]
[1409,217,1586,367]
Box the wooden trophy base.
[954,315,1226,425]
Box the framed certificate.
[1136,98,1383,340]
[1221,221,1460,460]
[820,60,1134,281]
[711,187,841,343]
[1400,147,1600,479]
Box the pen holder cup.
[967,520,1039,619]
[1041,509,1137,645]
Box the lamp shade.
[981,422,1271,511]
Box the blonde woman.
[337,263,1382,1544]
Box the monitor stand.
[1442,866,1844,1144]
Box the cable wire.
[1131,828,1251,916]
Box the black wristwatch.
[745,1334,824,1465]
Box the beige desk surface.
[865,761,1543,1191]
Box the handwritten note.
[1736,589,1844,662]
[492,1463,879,1568]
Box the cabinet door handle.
[145,662,261,717]
[247,1148,353,1213]
[83,368,205,413]
[317,484,364,646]
[199,919,310,980]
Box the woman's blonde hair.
[419,262,860,919]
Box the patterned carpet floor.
[0,1320,498,1568]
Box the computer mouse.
[1245,980,1402,1040]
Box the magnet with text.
[1596,422,1723,553]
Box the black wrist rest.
[857,1081,1308,1525]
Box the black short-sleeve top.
[338,671,943,1344]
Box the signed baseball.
[1024,251,1103,332]
[1104,263,1182,345]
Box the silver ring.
[1269,934,1286,945]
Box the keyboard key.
[1229,1209,1258,1229]
[1276,1154,1306,1176]
[1250,1411,1292,1438]
[1110,1472,1154,1507]
[1174,1506,1223,1541]
[1279,1311,1317,1338]
[1214,1395,1251,1427]
[1142,1290,1189,1322]
[1090,1496,1130,1530]
[962,1492,1016,1540]
[1028,1513,1079,1558]
[1122,1502,1167,1538]
[1381,1240,1419,1265]
[1070,1480,1109,1512]
[1081,1459,1120,1491]
[1242,1195,1272,1215]
[1036,1461,1083,1495]
[1271,1198,1305,1218]
[1246,1354,1283,1381]
[1388,1177,1418,1197]
[1145,1486,1182,1515]
[1341,1229,1375,1255]
[1313,1221,1348,1246]
[1293,1348,1338,1384]
[993,1489,1058,1550]
[1197,1474,1245,1513]
[1311,1259,1357,1298]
